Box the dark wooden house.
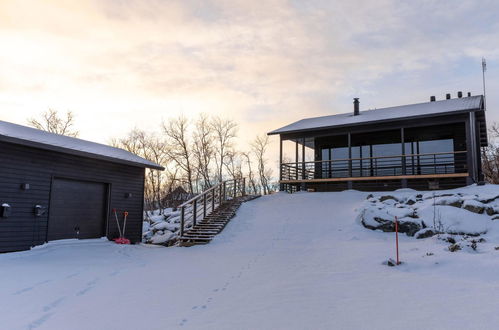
[162,186,195,209]
[269,93,487,192]
[0,120,163,252]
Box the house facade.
[268,93,487,192]
[0,120,163,252]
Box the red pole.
[395,216,400,265]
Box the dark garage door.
[48,178,108,241]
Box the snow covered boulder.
[150,230,176,245]
[359,207,421,236]
[358,187,499,238]
[462,199,486,214]
[415,228,436,239]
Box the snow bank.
[359,184,499,237]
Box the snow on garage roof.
[268,95,483,135]
[0,120,164,170]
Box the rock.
[406,199,416,205]
[495,246,499,251]
[448,243,461,252]
[398,221,421,237]
[492,215,499,221]
[478,194,499,204]
[485,206,499,216]
[434,195,462,208]
[379,195,397,202]
[415,228,436,239]
[366,194,374,200]
[361,216,394,232]
[462,200,485,214]
[446,236,456,244]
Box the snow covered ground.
[1,186,499,330]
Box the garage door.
[48,178,108,241]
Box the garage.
[48,178,109,241]
[0,120,164,252]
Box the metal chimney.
[467,92,471,97]
[446,93,451,100]
[353,98,360,116]
[457,91,463,98]
[430,96,436,102]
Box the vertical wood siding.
[0,141,145,253]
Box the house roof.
[268,95,484,135]
[0,120,165,170]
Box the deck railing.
[281,151,467,181]
[178,178,246,237]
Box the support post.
[301,138,306,191]
[180,206,185,237]
[192,200,197,226]
[242,178,246,196]
[203,193,207,218]
[295,140,299,180]
[348,133,352,177]
[220,183,224,205]
[211,188,215,211]
[465,116,476,184]
[401,128,407,188]
[279,136,284,191]
[233,179,237,198]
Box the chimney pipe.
[430,96,436,102]
[446,93,451,100]
[353,98,359,116]
[457,91,463,98]
[467,92,471,97]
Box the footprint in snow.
[76,278,99,296]
[43,297,65,312]
[14,280,52,295]
[13,287,33,295]
[27,313,53,329]
[179,318,188,326]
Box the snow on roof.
[0,120,164,170]
[269,95,483,135]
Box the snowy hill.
[1,186,499,329]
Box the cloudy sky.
[1,0,498,159]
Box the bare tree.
[224,149,243,181]
[251,134,273,195]
[211,116,238,182]
[242,152,259,194]
[111,129,173,212]
[163,116,195,194]
[193,113,215,190]
[27,109,79,137]
[482,123,499,184]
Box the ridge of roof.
[0,120,164,170]
[269,95,483,135]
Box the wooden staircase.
[178,194,259,246]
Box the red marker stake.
[395,216,400,265]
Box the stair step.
[177,194,260,246]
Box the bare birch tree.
[111,129,173,212]
[162,116,195,193]
[241,152,259,194]
[211,116,238,182]
[193,113,215,190]
[28,109,79,137]
[251,134,273,195]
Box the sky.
[1,0,499,163]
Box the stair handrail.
[179,178,246,237]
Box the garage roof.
[268,95,483,135]
[0,120,165,170]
